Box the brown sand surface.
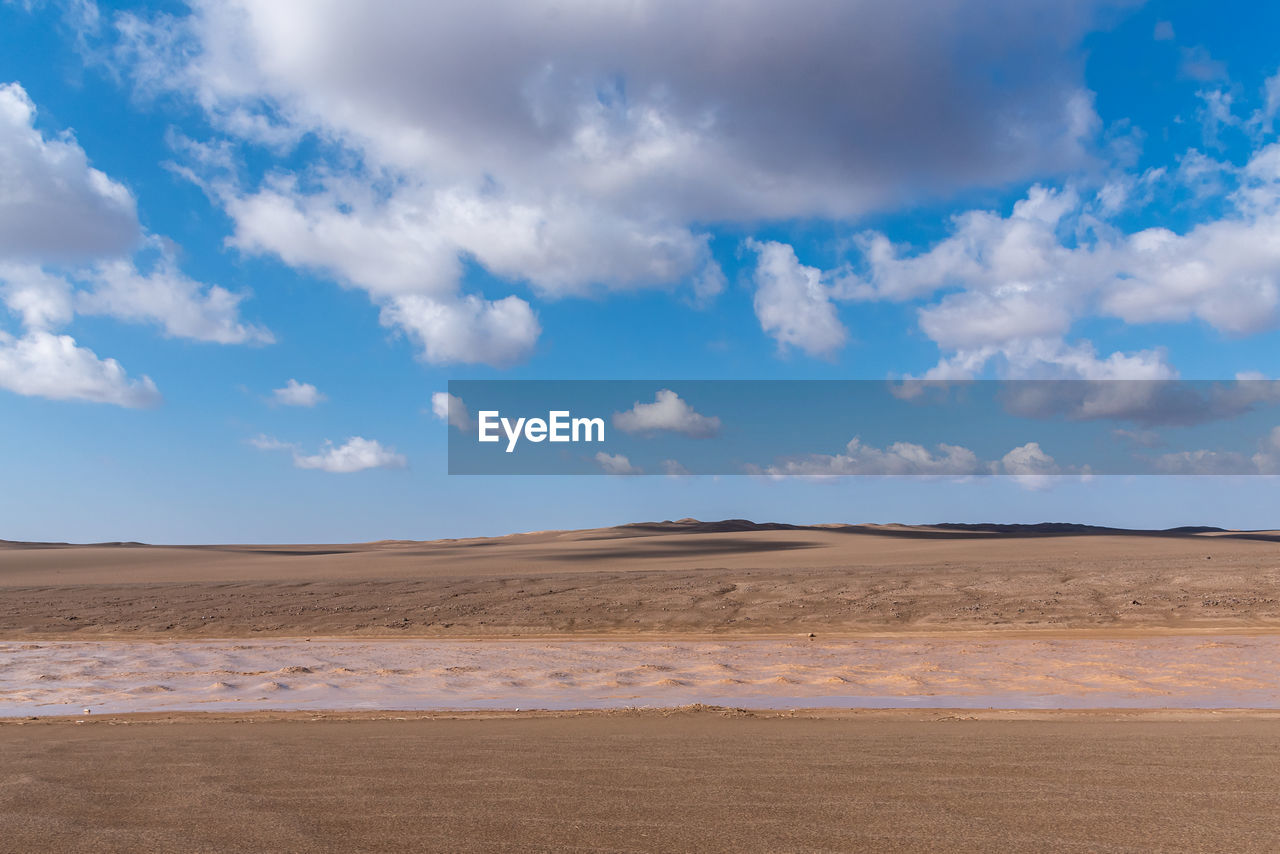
[3,709,1280,853]
[3,522,1280,639]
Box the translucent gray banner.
[444,380,1280,475]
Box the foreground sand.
[4,521,1280,639]
[3,709,1280,853]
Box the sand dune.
[3,520,1279,639]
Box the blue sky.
[3,0,1280,542]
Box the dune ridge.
[3,520,1279,640]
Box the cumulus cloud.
[430,391,471,431]
[0,264,74,329]
[272,379,325,407]
[1153,449,1256,475]
[0,329,160,407]
[1154,426,1280,474]
[289,437,407,473]
[379,293,539,367]
[1255,427,1280,474]
[94,0,1127,365]
[77,251,274,345]
[762,437,984,477]
[747,239,846,359]
[595,452,641,475]
[996,441,1063,490]
[0,81,268,406]
[249,433,406,471]
[774,139,1280,379]
[613,389,720,437]
[116,0,1109,216]
[0,82,138,260]
[35,0,1280,384]
[756,436,1073,486]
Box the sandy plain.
[5,521,1280,852]
[4,520,1280,639]
[4,709,1280,853]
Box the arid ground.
[4,520,1280,639]
[4,709,1280,853]
[5,520,1280,852]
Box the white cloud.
[919,289,1074,352]
[0,264,74,329]
[800,141,1280,378]
[998,442,1060,475]
[272,379,325,407]
[660,459,690,477]
[996,441,1063,490]
[0,82,137,261]
[0,329,160,407]
[1258,68,1280,135]
[763,437,983,477]
[747,239,847,359]
[247,433,295,451]
[838,184,1085,305]
[909,340,1178,387]
[379,293,539,367]
[1154,449,1256,475]
[1176,149,1230,200]
[97,0,1124,365]
[430,391,471,431]
[77,252,274,345]
[595,452,641,475]
[249,432,406,472]
[291,437,407,473]
[117,0,1109,218]
[223,179,462,297]
[0,81,269,406]
[757,436,1074,488]
[1155,426,1280,474]
[212,155,704,365]
[1256,427,1280,474]
[613,389,720,437]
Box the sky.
[3,0,1280,542]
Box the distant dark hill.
[612,519,1247,541]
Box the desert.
[4,521,1280,851]
[6,710,1280,853]
[11,2,1280,849]
[5,520,1280,639]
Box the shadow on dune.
[612,519,1280,544]
[529,537,825,561]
